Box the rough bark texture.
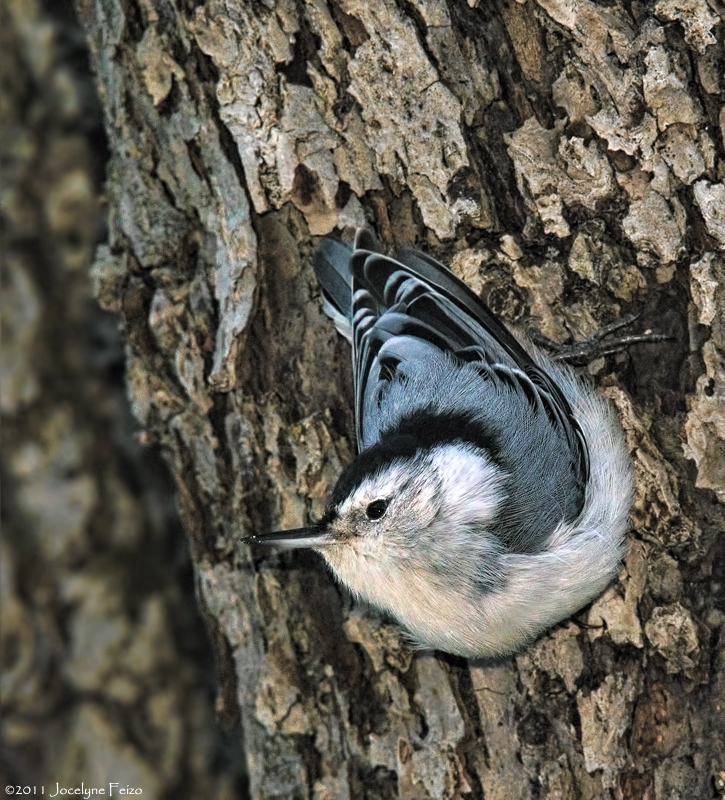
[30,0,725,797]
[1,0,243,794]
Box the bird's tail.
[312,236,355,341]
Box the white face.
[321,443,505,567]
[329,457,439,557]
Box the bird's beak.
[243,525,333,550]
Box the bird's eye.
[365,499,388,520]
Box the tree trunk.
[74,0,724,797]
[2,0,244,795]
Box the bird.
[245,228,634,659]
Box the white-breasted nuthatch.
[246,228,633,659]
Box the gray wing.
[312,229,590,551]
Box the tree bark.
[74,0,724,798]
[1,0,242,795]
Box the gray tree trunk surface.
[2,0,244,795]
[4,0,725,797]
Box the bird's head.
[246,438,506,593]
